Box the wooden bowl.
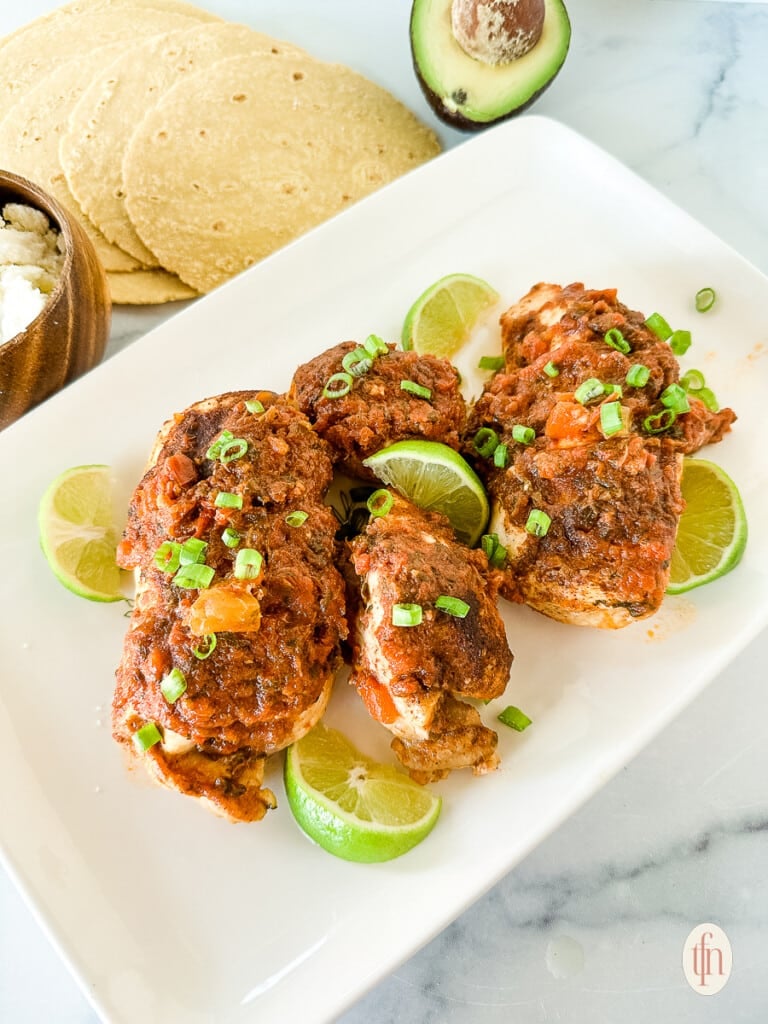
[0,170,111,431]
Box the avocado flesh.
[411,0,571,130]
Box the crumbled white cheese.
[0,202,65,344]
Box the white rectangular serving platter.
[1,116,767,1024]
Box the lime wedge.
[363,439,489,546]
[401,272,499,359]
[667,458,747,595]
[38,464,124,602]
[284,723,441,862]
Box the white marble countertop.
[2,1,767,1021]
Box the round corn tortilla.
[61,22,306,266]
[107,269,198,305]
[0,0,219,104]
[123,53,442,293]
[0,47,145,273]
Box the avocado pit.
[451,0,545,65]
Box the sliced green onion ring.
[173,563,215,589]
[133,722,162,752]
[342,347,374,377]
[473,427,499,457]
[600,401,624,437]
[219,438,249,464]
[626,364,651,388]
[525,508,552,537]
[493,443,509,468]
[392,603,423,627]
[205,429,234,460]
[161,667,187,704]
[245,399,264,414]
[697,387,720,412]
[154,540,181,573]
[363,334,389,358]
[481,533,498,560]
[643,409,677,434]
[680,369,706,392]
[603,383,623,398]
[511,424,535,445]
[660,383,690,414]
[221,527,240,548]
[489,543,507,569]
[192,634,217,660]
[234,548,263,580]
[285,510,308,528]
[645,312,673,340]
[179,537,208,565]
[695,287,716,313]
[435,595,470,618]
[400,380,432,400]
[574,378,605,405]
[497,705,532,731]
[604,328,631,353]
[214,491,243,510]
[323,372,353,399]
[367,489,394,517]
[478,355,505,371]
[669,329,692,356]
[543,361,559,378]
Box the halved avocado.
[410,0,571,131]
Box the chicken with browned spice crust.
[470,283,736,628]
[113,392,347,821]
[346,494,513,783]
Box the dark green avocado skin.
[410,0,571,132]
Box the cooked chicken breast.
[113,391,347,822]
[289,340,467,479]
[470,282,736,628]
[346,495,513,783]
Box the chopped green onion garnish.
[285,510,308,528]
[604,328,631,354]
[603,383,623,398]
[221,527,240,548]
[626,364,650,388]
[245,399,264,414]
[214,491,243,510]
[599,401,624,437]
[497,705,532,731]
[367,489,394,517]
[660,383,690,414]
[680,368,706,392]
[669,329,692,356]
[342,347,373,377]
[643,409,677,434]
[489,543,507,569]
[473,427,499,457]
[478,355,505,371]
[525,508,551,537]
[493,443,509,468]
[161,667,187,704]
[153,541,181,573]
[173,563,215,589]
[435,595,470,618]
[698,387,720,412]
[481,533,498,559]
[234,548,263,580]
[133,722,162,751]
[574,378,605,404]
[192,634,217,660]
[323,372,353,399]
[219,438,249,464]
[392,603,423,627]
[645,312,673,340]
[695,287,716,313]
[179,537,208,565]
[363,334,389,357]
[205,430,234,460]
[400,380,432,400]
[512,424,535,445]
[543,361,559,378]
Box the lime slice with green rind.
[39,464,124,602]
[284,723,441,862]
[402,272,499,359]
[667,458,747,594]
